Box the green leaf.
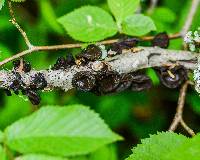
[165,133,200,160]
[39,0,63,34]
[0,145,7,160]
[58,6,117,42]
[70,145,118,160]
[0,43,13,61]
[15,154,68,160]
[126,132,188,160]
[146,68,160,86]
[11,0,26,2]
[89,145,118,160]
[71,145,118,160]
[122,14,156,36]
[0,0,5,10]
[5,105,122,157]
[107,0,140,28]
[151,7,176,23]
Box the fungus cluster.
[2,33,188,105]
[4,60,47,105]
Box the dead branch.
[169,81,195,136]
[0,47,197,92]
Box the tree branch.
[168,81,195,136]
[0,47,197,91]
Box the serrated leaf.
[11,0,26,2]
[0,0,5,10]
[122,14,156,36]
[58,6,117,42]
[15,154,68,160]
[5,105,122,157]
[151,7,176,23]
[107,0,140,28]
[89,145,118,160]
[126,132,188,160]
[165,133,200,160]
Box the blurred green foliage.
[0,0,200,159]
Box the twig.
[168,81,195,136]
[180,119,196,136]
[7,0,33,48]
[0,47,197,91]
[147,0,159,14]
[0,33,181,67]
[181,0,200,37]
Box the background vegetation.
[0,0,200,159]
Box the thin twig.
[0,33,181,67]
[7,0,33,48]
[147,0,159,14]
[180,119,196,136]
[168,81,195,136]
[169,81,188,131]
[181,0,200,37]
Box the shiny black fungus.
[52,53,75,70]
[10,79,21,95]
[52,57,66,70]
[9,72,25,95]
[95,72,121,94]
[23,61,31,73]
[30,73,47,90]
[154,65,188,88]
[13,60,31,72]
[72,71,96,92]
[115,74,134,92]
[116,72,152,92]
[80,44,102,61]
[110,38,139,54]
[131,75,152,91]
[25,89,41,105]
[115,81,132,92]
[152,32,169,48]
[13,60,20,69]
[66,53,76,66]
